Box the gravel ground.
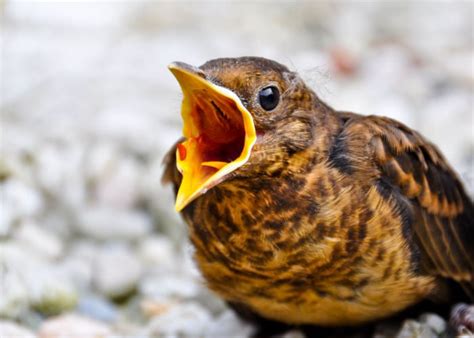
[1,2,473,337]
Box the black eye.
[258,86,280,111]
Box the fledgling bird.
[162,57,474,336]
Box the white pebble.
[93,245,142,299]
[419,313,447,334]
[140,274,200,300]
[146,302,212,337]
[138,235,176,268]
[0,321,36,338]
[205,310,254,337]
[1,179,43,221]
[76,207,152,241]
[38,314,112,338]
[0,268,29,319]
[14,220,63,259]
[27,271,78,316]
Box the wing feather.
[339,114,474,299]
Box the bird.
[162,57,474,337]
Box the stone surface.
[76,295,118,323]
[28,273,78,316]
[13,220,63,259]
[419,313,447,335]
[0,321,36,338]
[76,207,152,241]
[38,314,112,338]
[146,302,213,337]
[93,244,142,299]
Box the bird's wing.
[339,114,474,300]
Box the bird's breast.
[184,167,436,325]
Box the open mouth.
[169,63,257,211]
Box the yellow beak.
[168,62,257,211]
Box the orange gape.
[163,57,474,335]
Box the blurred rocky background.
[1,1,473,337]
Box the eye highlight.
[258,86,280,111]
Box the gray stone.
[28,272,78,316]
[139,273,200,300]
[93,244,142,299]
[205,310,254,337]
[146,302,212,337]
[38,314,112,338]
[419,313,447,335]
[13,220,63,259]
[396,319,436,338]
[138,235,176,269]
[0,267,29,319]
[77,294,118,322]
[77,207,152,241]
[0,321,36,338]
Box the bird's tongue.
[168,64,257,211]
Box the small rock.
[57,255,93,291]
[14,220,63,259]
[419,313,447,334]
[396,319,435,338]
[29,273,78,316]
[38,314,112,338]
[140,274,199,300]
[93,245,142,299]
[281,330,306,338]
[396,320,421,338]
[0,320,36,338]
[0,268,29,319]
[77,207,152,241]
[147,302,212,337]
[93,156,142,208]
[77,295,118,322]
[138,235,175,268]
[206,309,254,337]
[1,179,43,221]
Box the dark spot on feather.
[241,211,253,227]
[375,178,393,201]
[208,202,219,217]
[316,223,326,239]
[222,207,239,233]
[264,220,284,229]
[267,231,282,242]
[375,246,386,261]
[290,176,306,190]
[358,222,367,241]
[376,178,421,274]
[213,188,223,201]
[315,289,328,298]
[236,190,245,200]
[306,202,319,218]
[289,212,302,228]
[316,178,328,198]
[192,223,211,244]
[355,277,370,289]
[245,238,258,251]
[345,228,357,254]
[328,132,354,175]
[396,152,414,174]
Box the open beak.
[169,62,257,211]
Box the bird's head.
[169,57,324,211]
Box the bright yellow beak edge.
[168,63,257,211]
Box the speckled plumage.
[163,57,473,332]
